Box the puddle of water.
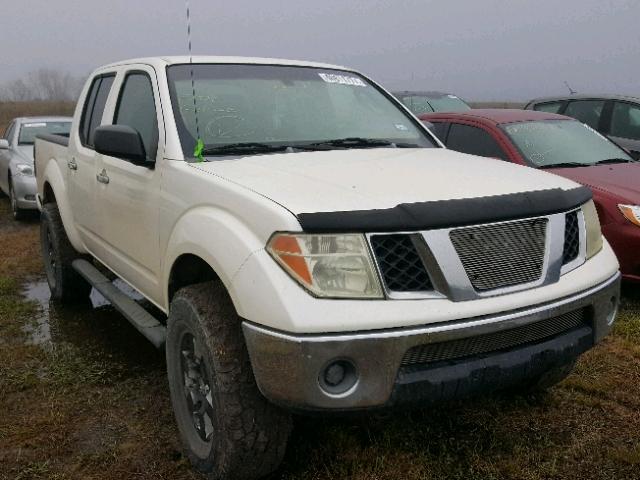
[23,278,162,348]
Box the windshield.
[18,121,71,145]
[398,94,471,114]
[167,64,437,158]
[502,120,634,168]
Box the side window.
[610,102,640,140]
[114,73,159,160]
[533,101,564,114]
[79,74,115,148]
[427,121,448,142]
[445,123,507,160]
[564,100,605,130]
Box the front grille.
[401,308,587,366]
[563,211,580,264]
[370,234,432,292]
[450,218,547,291]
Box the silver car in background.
[0,117,72,219]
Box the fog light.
[319,359,358,395]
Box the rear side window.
[114,72,159,160]
[533,101,564,114]
[445,123,507,160]
[79,74,115,148]
[610,102,640,140]
[563,100,605,130]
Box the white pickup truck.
[35,56,620,479]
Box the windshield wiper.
[305,137,398,149]
[539,162,587,169]
[595,158,635,165]
[200,142,291,157]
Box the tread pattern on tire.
[40,203,91,302]
[168,281,292,480]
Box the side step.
[72,259,167,349]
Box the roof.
[100,56,350,71]
[527,94,640,105]
[419,108,571,125]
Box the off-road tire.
[166,281,292,480]
[40,203,92,303]
[9,181,26,221]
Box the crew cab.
[35,57,620,480]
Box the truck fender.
[162,206,266,312]
[41,160,86,253]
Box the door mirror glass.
[94,125,152,165]
[0,139,9,149]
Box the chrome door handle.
[67,158,77,170]
[96,169,109,184]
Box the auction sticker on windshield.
[318,73,367,87]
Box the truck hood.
[551,163,640,204]
[191,148,580,214]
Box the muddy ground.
[0,197,639,480]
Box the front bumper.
[242,272,620,411]
[12,174,37,210]
[603,223,640,282]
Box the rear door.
[94,65,164,303]
[68,73,116,249]
[603,101,640,160]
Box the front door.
[94,66,164,304]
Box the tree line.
[0,69,85,102]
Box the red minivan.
[420,109,640,281]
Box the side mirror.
[0,139,9,150]
[94,125,152,166]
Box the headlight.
[582,200,603,259]
[267,233,383,298]
[618,204,640,228]
[15,164,34,176]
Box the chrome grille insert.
[401,308,587,366]
[449,218,547,291]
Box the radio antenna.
[564,80,577,95]
[184,0,204,161]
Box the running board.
[72,259,167,349]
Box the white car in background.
[0,117,72,219]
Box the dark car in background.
[420,109,640,282]
[393,91,471,115]
[525,95,640,159]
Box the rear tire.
[9,181,26,221]
[40,203,92,303]
[166,281,292,480]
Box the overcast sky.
[1,0,638,101]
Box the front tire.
[166,281,291,480]
[40,203,92,303]
[9,181,26,221]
